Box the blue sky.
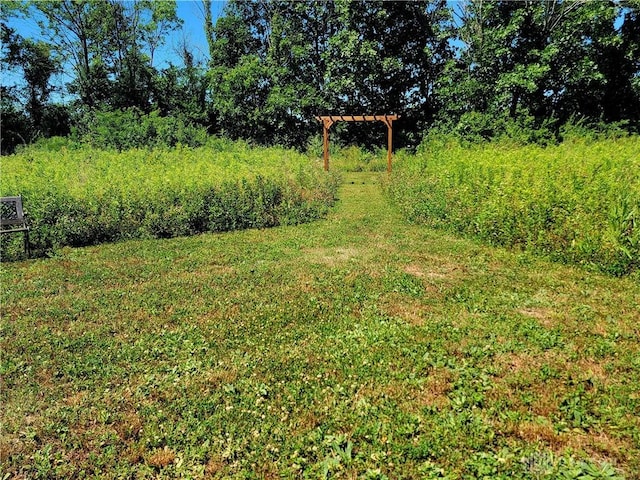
[163,0,227,67]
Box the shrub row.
[385,137,640,276]
[1,141,339,260]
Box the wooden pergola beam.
[316,115,399,123]
[315,115,400,173]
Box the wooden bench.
[1,196,30,257]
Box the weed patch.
[0,141,339,260]
[386,137,640,276]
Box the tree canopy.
[2,0,638,153]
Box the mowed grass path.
[1,173,639,478]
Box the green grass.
[1,171,639,479]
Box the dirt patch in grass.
[114,411,144,441]
[124,443,145,465]
[208,366,239,385]
[188,263,236,277]
[381,295,435,325]
[493,350,546,374]
[294,272,318,293]
[253,461,280,479]
[403,261,466,282]
[289,408,325,437]
[0,434,25,465]
[64,391,88,407]
[572,358,609,383]
[354,369,453,414]
[147,446,176,468]
[518,307,557,327]
[205,454,227,476]
[488,351,570,417]
[507,421,635,468]
[303,246,361,266]
[403,263,430,278]
[512,421,562,446]
[567,431,636,466]
[194,304,241,328]
[413,369,453,409]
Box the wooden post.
[386,119,393,173]
[323,120,329,171]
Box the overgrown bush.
[71,108,209,150]
[386,137,640,276]
[0,141,339,260]
[432,111,557,146]
[558,116,634,143]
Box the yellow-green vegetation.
[305,136,390,173]
[386,137,640,276]
[0,139,339,260]
[329,146,389,172]
[1,172,638,479]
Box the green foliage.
[0,94,30,154]
[386,137,640,276]
[439,111,557,146]
[438,1,640,132]
[4,1,640,151]
[33,0,181,110]
[207,0,452,149]
[27,135,80,152]
[559,117,634,143]
[0,20,70,153]
[153,63,210,126]
[0,142,338,260]
[207,1,325,148]
[3,1,640,153]
[71,108,209,150]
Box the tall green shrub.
[71,108,209,150]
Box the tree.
[207,1,319,146]
[207,0,453,149]
[153,40,210,126]
[437,0,640,139]
[17,39,59,127]
[32,0,180,109]
[324,0,452,146]
[1,18,64,149]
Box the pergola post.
[323,121,329,171]
[315,115,399,172]
[382,117,393,173]
[322,117,334,172]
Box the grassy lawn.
[1,172,639,478]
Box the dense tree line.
[2,0,639,153]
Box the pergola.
[315,115,399,172]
